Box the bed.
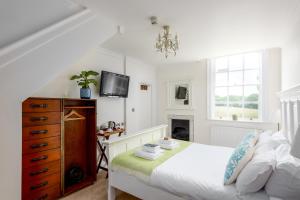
[105,85,300,200]
[105,126,270,200]
[115,139,271,200]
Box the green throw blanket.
[112,140,191,176]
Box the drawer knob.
[30,181,48,190]
[30,143,48,149]
[30,168,49,176]
[31,130,48,135]
[30,104,48,109]
[31,155,48,162]
[36,194,48,200]
[30,116,48,122]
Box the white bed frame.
[104,125,186,200]
[278,84,300,144]
[104,85,300,200]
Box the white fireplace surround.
[168,114,194,142]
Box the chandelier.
[155,25,179,58]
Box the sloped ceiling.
[0,0,85,49]
[73,0,300,65]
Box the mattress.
[112,143,270,200]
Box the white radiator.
[210,126,262,148]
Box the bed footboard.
[103,124,167,200]
[104,124,167,163]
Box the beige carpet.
[61,173,140,200]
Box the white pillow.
[257,130,273,144]
[265,144,300,200]
[236,150,276,194]
[255,131,288,154]
[271,131,289,144]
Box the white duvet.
[150,143,269,200]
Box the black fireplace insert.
[171,119,189,141]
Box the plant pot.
[80,88,91,99]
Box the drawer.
[23,124,61,141]
[23,112,61,127]
[23,99,61,113]
[23,149,61,168]
[23,185,60,200]
[23,136,61,155]
[23,160,60,184]
[22,173,60,197]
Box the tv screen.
[99,71,129,98]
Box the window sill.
[208,118,263,124]
[207,118,279,131]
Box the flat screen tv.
[99,71,129,98]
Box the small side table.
[96,128,125,177]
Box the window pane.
[245,52,261,69]
[229,86,243,102]
[228,103,243,119]
[214,104,227,119]
[244,70,259,85]
[215,57,227,72]
[244,103,259,120]
[244,86,259,102]
[229,71,243,86]
[216,73,227,86]
[212,51,262,121]
[229,55,243,71]
[215,87,227,102]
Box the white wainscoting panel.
[211,126,259,148]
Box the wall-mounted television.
[99,71,130,98]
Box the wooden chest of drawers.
[22,97,97,199]
[22,98,62,200]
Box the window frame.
[207,51,264,122]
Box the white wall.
[34,48,158,133]
[0,5,115,199]
[126,56,157,133]
[157,48,280,144]
[262,48,282,122]
[282,22,300,90]
[157,61,210,143]
[34,48,125,125]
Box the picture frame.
[167,80,193,110]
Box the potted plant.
[70,70,99,99]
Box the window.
[209,51,262,121]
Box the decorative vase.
[232,114,238,121]
[80,88,91,99]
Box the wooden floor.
[61,172,140,200]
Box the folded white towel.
[143,144,161,153]
[135,149,163,160]
[143,147,161,153]
[159,141,179,150]
[159,139,176,146]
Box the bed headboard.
[278,84,300,144]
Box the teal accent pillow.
[224,132,258,185]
